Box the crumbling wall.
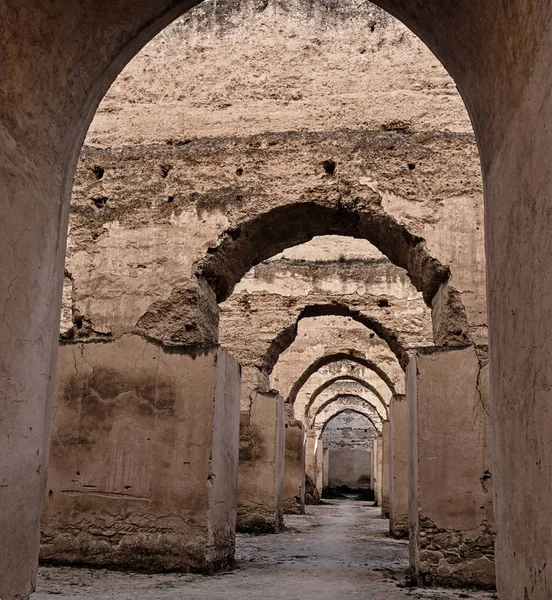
[324,410,375,489]
[60,0,485,351]
[220,241,432,377]
[407,346,495,588]
[41,342,241,572]
[324,409,377,449]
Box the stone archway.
[308,375,389,418]
[287,351,396,404]
[260,302,411,373]
[292,357,394,421]
[307,382,389,424]
[313,395,384,433]
[1,1,550,598]
[137,199,472,350]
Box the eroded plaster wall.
[323,410,376,489]
[42,342,241,571]
[60,0,485,351]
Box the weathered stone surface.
[307,379,388,425]
[389,395,408,538]
[312,395,383,436]
[324,410,375,489]
[237,391,285,533]
[283,420,305,515]
[381,421,391,518]
[221,258,431,375]
[373,436,384,508]
[407,346,495,588]
[290,357,395,418]
[41,341,241,572]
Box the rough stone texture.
[65,130,482,349]
[324,410,376,489]
[41,341,241,573]
[373,436,384,508]
[33,502,499,600]
[381,421,391,518]
[273,317,400,403]
[304,432,319,500]
[283,420,305,515]
[315,438,325,493]
[389,395,408,538]
[237,391,285,533]
[220,246,432,378]
[51,0,485,577]
[322,448,329,488]
[59,0,486,360]
[323,409,379,450]
[407,346,495,589]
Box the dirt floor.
[34,500,497,599]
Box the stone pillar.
[314,437,324,494]
[237,390,285,533]
[41,338,241,572]
[304,430,320,504]
[373,435,383,506]
[323,447,329,488]
[371,438,377,491]
[407,346,495,588]
[381,420,390,518]
[283,420,305,514]
[389,394,408,537]
[305,430,316,483]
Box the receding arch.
[287,351,397,405]
[309,375,388,415]
[196,200,450,306]
[315,400,382,435]
[262,302,409,373]
[307,382,388,423]
[293,359,394,424]
[311,393,385,430]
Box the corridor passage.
[35,501,496,600]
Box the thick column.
[315,438,324,494]
[389,394,408,537]
[283,420,305,514]
[373,435,383,507]
[237,390,285,533]
[305,431,316,484]
[304,431,321,504]
[41,339,241,572]
[407,346,494,588]
[381,420,390,518]
[323,447,329,488]
[371,438,377,492]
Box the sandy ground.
[34,501,497,600]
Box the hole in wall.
[160,164,172,178]
[236,167,244,176]
[91,165,104,180]
[321,159,336,175]
[91,196,108,208]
